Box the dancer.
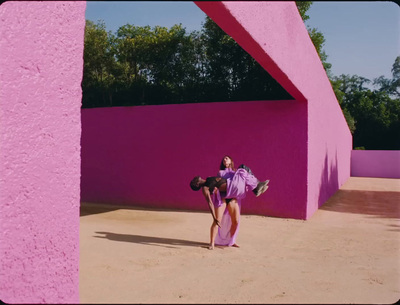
[190,167,269,249]
[214,155,245,248]
[216,155,269,248]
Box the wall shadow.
[318,151,339,209]
[80,202,121,216]
[317,150,400,219]
[320,189,400,219]
[93,231,209,249]
[80,201,205,217]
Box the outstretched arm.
[202,186,221,227]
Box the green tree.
[373,56,400,98]
[82,20,117,108]
[200,16,293,103]
[331,70,400,149]
[296,1,313,21]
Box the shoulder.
[219,168,234,178]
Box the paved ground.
[79,177,400,304]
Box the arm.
[202,186,221,228]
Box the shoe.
[252,180,270,197]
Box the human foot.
[208,245,214,250]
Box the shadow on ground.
[80,202,203,217]
[320,189,400,219]
[93,231,209,249]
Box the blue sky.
[85,1,400,83]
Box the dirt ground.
[79,177,400,304]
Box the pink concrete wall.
[351,150,400,178]
[81,100,308,219]
[0,1,86,303]
[195,1,352,219]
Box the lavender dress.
[213,168,258,246]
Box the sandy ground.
[79,177,400,304]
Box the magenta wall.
[0,2,85,303]
[351,150,400,178]
[194,1,352,219]
[81,100,308,219]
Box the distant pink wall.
[0,2,85,303]
[81,100,308,219]
[351,150,400,178]
[195,1,352,219]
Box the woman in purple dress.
[190,156,269,250]
[214,155,240,248]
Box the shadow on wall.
[320,189,400,219]
[318,151,339,209]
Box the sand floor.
[79,177,400,304]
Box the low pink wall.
[81,100,308,219]
[351,150,400,178]
[0,2,85,303]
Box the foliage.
[82,16,294,108]
[295,1,313,21]
[373,56,400,98]
[330,58,400,149]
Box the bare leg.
[226,199,240,246]
[209,201,226,250]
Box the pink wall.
[194,1,352,219]
[0,2,85,303]
[81,100,308,219]
[351,150,400,178]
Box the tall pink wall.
[0,2,86,303]
[81,100,308,219]
[194,1,352,219]
[351,150,400,178]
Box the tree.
[331,70,400,149]
[200,16,293,103]
[296,1,313,21]
[82,20,118,107]
[373,56,400,98]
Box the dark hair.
[219,155,236,171]
[190,176,202,191]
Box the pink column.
[0,1,86,303]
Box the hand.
[214,218,221,228]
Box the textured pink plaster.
[81,100,308,219]
[0,1,86,303]
[351,150,400,178]
[195,1,352,219]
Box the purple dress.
[213,168,258,246]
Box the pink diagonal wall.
[195,1,352,219]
